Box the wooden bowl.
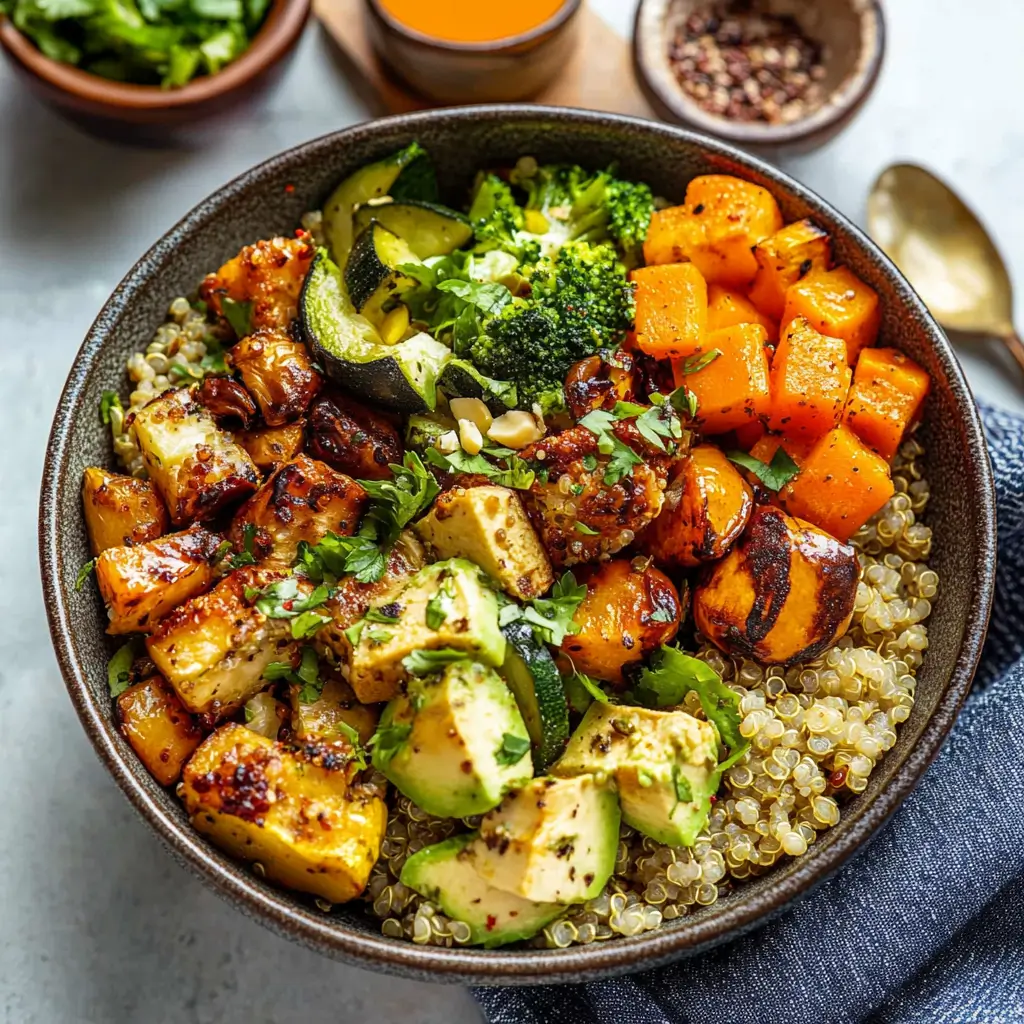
[363,0,582,103]
[634,0,886,155]
[39,106,994,984]
[0,0,310,141]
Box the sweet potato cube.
[733,419,766,451]
[632,263,709,358]
[769,316,852,439]
[748,432,816,468]
[843,348,931,461]
[705,284,779,338]
[782,266,881,364]
[779,426,894,541]
[644,175,783,287]
[117,676,203,786]
[674,323,771,435]
[748,219,832,320]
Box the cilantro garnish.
[365,605,400,624]
[494,732,531,766]
[75,559,95,591]
[265,646,322,704]
[225,523,258,569]
[672,764,693,804]
[675,349,722,375]
[402,648,471,676]
[602,435,643,485]
[562,670,611,713]
[253,578,331,639]
[424,447,535,491]
[368,720,412,767]
[336,721,368,770]
[727,447,801,492]
[221,297,253,339]
[521,571,586,647]
[649,606,675,624]
[425,576,455,630]
[107,640,138,698]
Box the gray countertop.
[1,2,1021,1021]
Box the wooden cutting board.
[313,0,654,117]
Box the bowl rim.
[632,0,886,147]
[0,0,309,110]
[38,104,996,985]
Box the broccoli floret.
[468,173,541,265]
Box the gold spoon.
[867,163,1024,373]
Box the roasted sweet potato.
[564,354,638,420]
[228,454,367,568]
[748,432,816,469]
[705,284,779,338]
[560,559,681,684]
[231,328,322,427]
[782,266,881,365]
[675,323,771,435]
[693,505,859,665]
[779,425,895,541]
[644,175,783,287]
[843,347,931,460]
[307,390,404,481]
[638,445,753,568]
[235,422,306,472]
[82,467,169,556]
[117,676,203,786]
[768,316,852,439]
[748,219,832,320]
[631,262,708,359]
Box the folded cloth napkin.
[476,402,1024,1024]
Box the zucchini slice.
[405,412,455,454]
[301,249,450,412]
[353,200,473,259]
[500,620,570,770]
[322,141,437,268]
[345,220,421,325]
[438,358,518,415]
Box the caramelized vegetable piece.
[843,347,931,460]
[782,266,881,365]
[644,175,783,287]
[675,323,771,435]
[95,525,221,635]
[131,387,259,526]
[82,467,169,556]
[307,390,404,481]
[733,419,766,451]
[768,316,852,439]
[560,559,681,685]
[779,426,895,541]
[694,505,860,665]
[180,723,385,903]
[631,262,708,359]
[228,454,367,568]
[290,676,380,746]
[117,676,203,786]
[748,432,816,469]
[200,234,315,332]
[748,219,832,320]
[705,283,779,338]
[564,354,637,420]
[235,422,306,472]
[232,327,322,427]
[196,376,258,429]
[638,445,753,568]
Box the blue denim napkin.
[475,402,1024,1024]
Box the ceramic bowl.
[0,0,309,141]
[39,105,995,985]
[633,0,885,155]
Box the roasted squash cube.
[768,316,852,439]
[82,467,169,556]
[95,525,221,635]
[631,262,708,359]
[674,323,771,435]
[748,432,817,469]
[782,266,881,364]
[748,219,832,320]
[779,426,895,541]
[235,422,306,472]
[131,387,259,526]
[705,284,779,338]
[290,676,380,746]
[180,723,385,903]
[117,676,203,786]
[232,328,322,427]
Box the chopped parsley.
[424,447,535,491]
[727,447,801,492]
[574,522,600,536]
[106,640,138,698]
[649,606,675,624]
[75,559,95,591]
[253,578,332,639]
[425,576,455,630]
[402,648,471,676]
[225,523,258,569]
[221,297,253,339]
[368,720,412,766]
[675,349,722,375]
[494,732,531,766]
[672,764,693,805]
[519,571,587,648]
[265,646,322,704]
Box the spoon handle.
[1002,329,1024,376]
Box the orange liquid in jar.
[377,0,568,44]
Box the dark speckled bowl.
[39,106,995,985]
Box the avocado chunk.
[371,660,533,818]
[468,775,620,904]
[401,833,563,948]
[554,703,719,848]
[346,558,505,703]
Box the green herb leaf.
[335,720,368,769]
[107,640,138,698]
[254,578,330,620]
[291,610,332,640]
[649,606,675,624]
[75,559,95,591]
[672,764,693,804]
[425,577,455,630]
[667,385,698,419]
[424,447,535,491]
[295,646,322,703]
[524,571,586,647]
[226,522,258,569]
[498,602,524,627]
[603,436,643,485]
[99,390,123,427]
[727,447,801,492]
[368,720,412,766]
[358,452,441,557]
[402,648,470,676]
[364,605,400,624]
[494,732,531,766]
[582,454,598,471]
[221,297,253,338]
[676,349,722,375]
[574,521,599,536]
[573,670,611,707]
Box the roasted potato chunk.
[147,569,297,719]
[131,387,259,525]
[82,467,169,556]
[196,376,258,429]
[307,390,403,481]
[638,445,753,569]
[290,676,380,745]
[235,422,306,472]
[693,505,860,665]
[561,559,682,685]
[200,234,315,332]
[228,454,367,569]
[181,724,385,903]
[117,676,203,786]
[95,525,221,635]
[564,354,638,421]
[232,328,322,427]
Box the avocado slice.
[437,357,518,415]
[372,660,533,818]
[468,774,620,905]
[404,412,455,454]
[352,200,473,260]
[401,833,563,948]
[554,703,719,848]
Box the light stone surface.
[0,1,1021,1021]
